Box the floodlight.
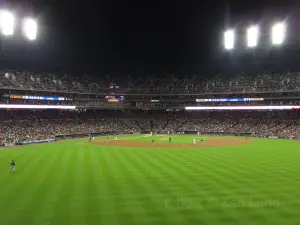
[224,29,234,50]
[185,106,296,110]
[272,22,285,45]
[23,18,37,40]
[247,25,259,47]
[0,10,15,36]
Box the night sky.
[2,0,298,74]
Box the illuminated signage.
[10,95,66,101]
[196,98,264,102]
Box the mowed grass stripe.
[136,148,227,224]
[88,145,109,224]
[52,143,79,225]
[68,144,86,225]
[130,148,207,225]
[97,147,123,225]
[31,143,75,225]
[84,145,102,224]
[111,149,175,225]
[15,149,57,222]
[112,150,145,224]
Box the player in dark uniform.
[200,138,204,144]
[10,160,15,172]
[89,137,92,142]
[106,136,109,144]
[152,139,155,145]
[169,137,172,144]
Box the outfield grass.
[0,135,299,225]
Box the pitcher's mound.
[91,139,251,148]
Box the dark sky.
[2,0,299,74]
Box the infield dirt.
[91,139,251,148]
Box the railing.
[55,131,131,140]
[1,85,300,95]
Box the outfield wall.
[55,131,135,140]
[17,139,56,145]
[175,131,252,136]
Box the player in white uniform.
[116,135,118,140]
[193,138,196,144]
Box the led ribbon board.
[196,98,264,102]
[0,105,75,109]
[10,95,65,101]
[186,106,299,110]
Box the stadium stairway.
[226,120,239,132]
[275,122,292,136]
[134,120,142,131]
[162,120,170,130]
[117,119,133,130]
[175,120,187,131]
[150,120,154,131]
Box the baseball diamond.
[91,138,252,148]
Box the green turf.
[0,135,299,225]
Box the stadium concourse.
[0,110,300,144]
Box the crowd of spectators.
[0,118,137,143]
[177,119,300,139]
[2,69,300,94]
[0,110,300,143]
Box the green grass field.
[0,134,299,225]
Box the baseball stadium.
[1,2,300,225]
[0,72,300,225]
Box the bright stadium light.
[0,104,76,109]
[185,106,297,111]
[0,10,15,36]
[247,25,259,47]
[23,18,37,40]
[272,22,285,45]
[224,29,234,50]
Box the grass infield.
[0,134,298,225]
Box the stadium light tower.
[272,22,285,45]
[0,10,15,36]
[23,18,37,40]
[247,25,259,48]
[224,29,235,50]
